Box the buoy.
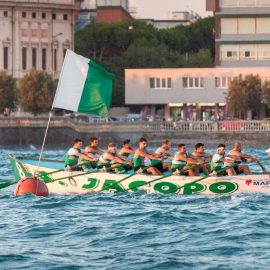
[14,177,49,197]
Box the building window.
[41,29,48,38]
[31,29,38,38]
[3,47,8,70]
[53,48,57,71]
[245,51,250,57]
[22,11,26,18]
[215,77,231,89]
[42,12,46,19]
[182,77,204,89]
[32,12,36,19]
[22,47,27,70]
[63,14,68,20]
[42,48,46,70]
[32,48,37,67]
[149,77,172,89]
[3,11,8,17]
[52,13,56,20]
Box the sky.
[129,0,213,19]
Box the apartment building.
[125,67,270,121]
[0,0,75,79]
[207,0,270,66]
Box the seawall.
[0,117,269,149]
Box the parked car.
[220,117,242,131]
[66,113,114,123]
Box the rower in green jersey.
[210,144,236,176]
[171,144,201,176]
[119,139,135,158]
[97,143,133,172]
[79,137,102,170]
[133,137,162,176]
[64,138,97,171]
[151,139,174,173]
[191,143,212,176]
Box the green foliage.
[0,71,16,112]
[75,17,215,106]
[17,69,55,115]
[226,74,263,119]
[262,80,270,109]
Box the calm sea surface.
[1,147,270,270]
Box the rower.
[97,143,133,173]
[191,143,212,175]
[210,144,236,176]
[266,148,270,157]
[228,142,258,175]
[119,139,135,158]
[171,144,201,176]
[85,137,103,156]
[151,139,174,173]
[64,139,96,171]
[81,137,103,170]
[133,137,163,176]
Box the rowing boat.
[9,155,270,196]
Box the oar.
[0,181,17,190]
[123,164,200,192]
[47,163,128,182]
[44,161,93,175]
[99,162,162,192]
[124,164,237,192]
[257,161,268,174]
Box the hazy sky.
[129,0,213,19]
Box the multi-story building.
[125,67,270,121]
[77,0,132,29]
[207,0,270,67]
[0,0,75,79]
[139,11,201,30]
[125,0,270,120]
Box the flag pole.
[36,50,70,172]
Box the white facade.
[0,0,75,79]
[216,0,270,66]
[125,67,270,120]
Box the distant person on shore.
[133,137,163,175]
[3,107,11,117]
[152,139,174,173]
[119,139,135,158]
[97,143,133,172]
[65,139,97,170]
[210,144,236,176]
[191,143,212,175]
[228,142,258,175]
[171,144,201,176]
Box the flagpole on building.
[36,50,70,172]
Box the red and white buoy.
[14,177,49,197]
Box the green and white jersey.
[133,156,145,168]
[64,147,81,167]
[210,153,224,171]
[171,152,188,169]
[97,153,115,167]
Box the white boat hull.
[9,155,270,196]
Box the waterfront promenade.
[1,117,270,147]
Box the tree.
[262,80,270,110]
[17,68,55,115]
[226,74,262,119]
[0,71,16,113]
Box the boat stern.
[9,155,33,182]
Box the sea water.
[1,148,270,270]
